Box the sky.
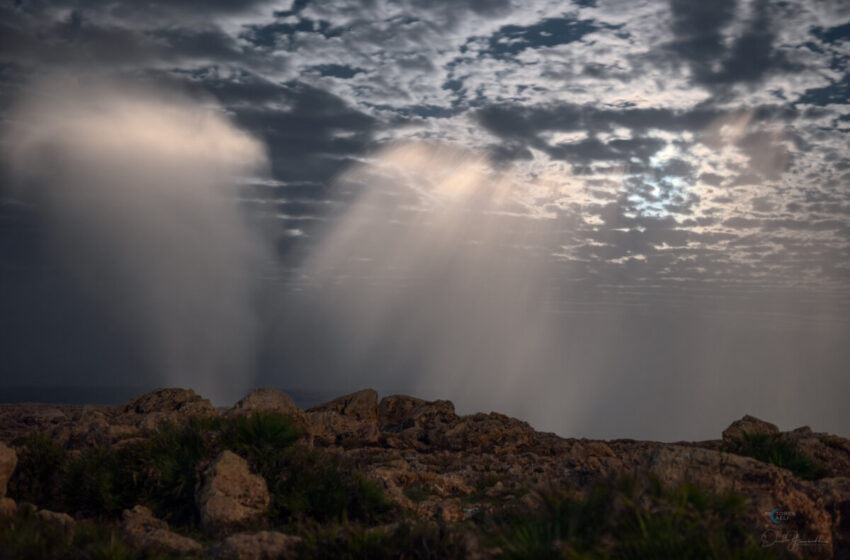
[1,0,849,441]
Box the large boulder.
[197,451,270,531]
[209,531,301,560]
[0,441,17,498]
[226,388,309,430]
[722,415,779,442]
[307,389,380,446]
[122,505,202,554]
[115,388,218,429]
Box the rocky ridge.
[0,387,848,558]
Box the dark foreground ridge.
[1,387,848,559]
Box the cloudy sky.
[1,0,849,440]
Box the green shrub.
[724,432,826,480]
[59,421,215,524]
[220,411,302,476]
[0,507,172,560]
[296,522,470,560]
[8,433,67,510]
[487,477,789,560]
[267,446,392,525]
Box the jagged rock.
[122,505,202,554]
[116,388,217,429]
[646,445,834,551]
[405,400,458,430]
[308,389,380,445]
[226,387,309,429]
[0,441,17,498]
[197,450,269,531]
[816,477,850,555]
[722,415,779,442]
[780,431,850,479]
[209,531,302,560]
[36,509,76,534]
[378,395,425,430]
[430,473,473,498]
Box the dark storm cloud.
[667,0,801,87]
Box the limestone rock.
[722,415,779,442]
[116,388,218,429]
[227,387,309,431]
[197,450,269,531]
[378,395,425,430]
[781,431,850,479]
[0,498,16,517]
[430,473,473,498]
[228,387,303,417]
[209,531,302,560]
[36,509,76,534]
[122,505,202,554]
[0,441,17,498]
[646,445,833,547]
[307,389,380,445]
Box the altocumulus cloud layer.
[0,0,849,439]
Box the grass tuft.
[723,432,826,480]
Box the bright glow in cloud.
[3,76,272,403]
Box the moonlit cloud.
[0,0,848,439]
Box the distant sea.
[0,386,342,410]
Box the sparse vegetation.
[6,412,391,532]
[723,432,826,480]
[8,433,67,511]
[267,445,393,525]
[295,521,470,560]
[485,476,791,560]
[0,506,173,560]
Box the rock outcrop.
[307,389,380,445]
[722,414,779,442]
[226,387,310,431]
[1,388,849,558]
[208,531,302,560]
[122,505,203,554]
[0,441,17,516]
[115,388,218,430]
[197,450,270,531]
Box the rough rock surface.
[2,389,849,558]
[36,509,76,534]
[208,531,302,560]
[307,389,380,445]
[122,505,202,554]
[0,497,15,517]
[226,387,309,432]
[0,441,17,498]
[722,414,780,442]
[115,388,218,429]
[378,395,425,430]
[197,450,270,531]
[645,445,833,547]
